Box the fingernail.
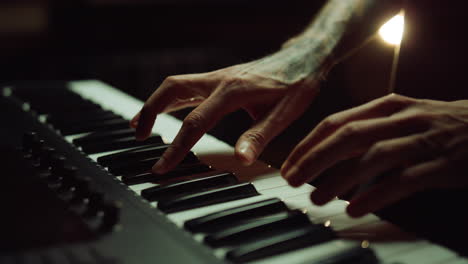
[238,141,255,165]
[152,158,167,174]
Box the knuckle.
[379,93,416,110]
[219,77,246,97]
[384,93,410,104]
[163,75,179,85]
[368,142,390,158]
[183,111,206,130]
[222,76,241,87]
[320,115,340,131]
[244,130,267,147]
[339,122,362,138]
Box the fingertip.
[236,153,255,166]
[287,177,303,188]
[346,202,366,218]
[235,140,256,166]
[283,166,303,187]
[310,191,329,206]
[152,158,168,174]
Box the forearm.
[250,0,402,84]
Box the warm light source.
[379,13,405,45]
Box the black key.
[122,163,213,185]
[184,198,288,233]
[80,135,164,154]
[205,210,312,247]
[158,183,259,213]
[73,128,137,146]
[97,145,169,167]
[48,110,119,127]
[41,102,103,115]
[315,247,379,264]
[109,152,199,175]
[226,225,336,263]
[141,172,238,202]
[60,118,130,135]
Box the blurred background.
[0,0,397,165]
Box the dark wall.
[0,0,326,99]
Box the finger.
[281,94,416,174]
[235,85,319,165]
[284,114,426,187]
[310,134,434,205]
[130,111,141,128]
[163,96,205,113]
[136,73,217,141]
[346,158,447,217]
[152,92,236,174]
[136,78,186,140]
[309,158,360,205]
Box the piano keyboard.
[1,80,467,264]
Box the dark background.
[3,1,468,256]
[0,0,395,165]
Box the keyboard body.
[0,80,467,264]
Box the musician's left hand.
[281,94,468,217]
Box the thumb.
[235,86,319,165]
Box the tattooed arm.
[132,0,403,173]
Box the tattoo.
[248,0,401,85]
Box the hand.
[281,94,468,217]
[131,58,322,174]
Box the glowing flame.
[379,13,405,45]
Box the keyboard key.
[141,172,238,202]
[204,210,311,248]
[48,110,119,127]
[158,183,259,213]
[60,118,130,135]
[80,135,164,154]
[122,163,213,185]
[314,247,379,264]
[108,152,198,176]
[226,225,336,263]
[97,145,169,167]
[184,198,289,233]
[72,128,137,146]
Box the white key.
[384,244,458,263]
[249,240,358,264]
[445,259,468,264]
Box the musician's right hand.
[130,57,323,174]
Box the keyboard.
[0,80,466,264]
